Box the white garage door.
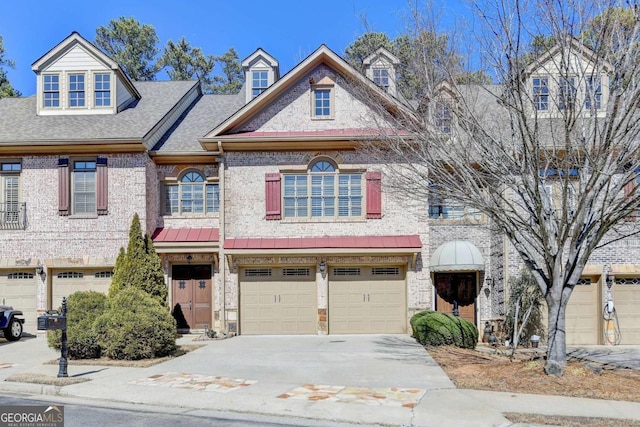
[613,277,640,344]
[52,270,112,310]
[0,271,37,334]
[329,266,406,334]
[240,267,317,335]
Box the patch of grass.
[5,373,90,387]
[505,413,640,427]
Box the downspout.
[218,140,226,332]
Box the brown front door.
[172,264,212,330]
[434,272,477,325]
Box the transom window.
[43,74,60,108]
[312,87,332,118]
[532,77,549,110]
[373,68,389,91]
[73,160,96,215]
[585,76,602,110]
[283,160,362,219]
[165,171,219,215]
[94,73,111,107]
[252,71,268,98]
[69,74,85,107]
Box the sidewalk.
[0,334,639,427]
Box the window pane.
[165,185,178,214]
[206,184,219,213]
[73,168,96,214]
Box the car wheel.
[4,318,22,341]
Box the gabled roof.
[200,44,411,144]
[522,36,614,78]
[363,47,400,67]
[242,48,279,75]
[31,31,140,99]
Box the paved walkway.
[0,334,639,426]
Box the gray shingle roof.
[152,91,245,152]
[0,80,198,143]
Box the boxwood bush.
[94,287,176,360]
[47,291,107,359]
[411,310,478,349]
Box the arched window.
[283,159,362,218]
[165,171,219,215]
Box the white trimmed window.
[43,74,60,108]
[72,160,96,215]
[1,162,21,225]
[68,74,86,107]
[585,77,602,110]
[94,73,111,107]
[558,77,576,110]
[165,171,219,215]
[283,160,362,218]
[373,68,389,91]
[434,101,452,134]
[532,77,549,110]
[312,86,333,119]
[251,71,268,98]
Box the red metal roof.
[152,228,220,243]
[224,235,422,250]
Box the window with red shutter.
[265,173,281,220]
[366,171,382,219]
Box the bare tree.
[358,0,640,375]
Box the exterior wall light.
[35,263,44,276]
[187,255,193,264]
[319,260,327,278]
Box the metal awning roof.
[429,240,485,272]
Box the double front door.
[172,264,212,330]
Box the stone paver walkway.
[278,384,425,408]
[129,372,257,392]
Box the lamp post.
[57,297,68,378]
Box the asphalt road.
[0,394,317,427]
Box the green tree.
[109,213,167,303]
[159,37,215,85]
[344,32,394,73]
[0,35,20,98]
[209,47,244,94]
[95,17,160,81]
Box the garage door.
[329,266,406,334]
[0,271,37,334]
[613,277,640,344]
[543,278,600,345]
[240,267,317,335]
[52,270,112,310]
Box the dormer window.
[68,74,85,107]
[94,73,111,107]
[373,68,389,92]
[533,77,549,110]
[252,71,268,98]
[435,101,452,134]
[43,74,60,108]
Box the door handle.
[274,295,277,303]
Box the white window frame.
[93,72,112,107]
[43,73,60,108]
[68,73,86,108]
[311,85,334,119]
[72,160,97,215]
[532,76,549,111]
[0,161,21,225]
[251,70,268,98]
[373,68,389,91]
[164,171,219,216]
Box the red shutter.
[366,171,382,219]
[58,158,69,216]
[97,157,108,215]
[265,173,281,220]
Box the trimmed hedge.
[94,287,176,360]
[47,291,108,359]
[411,310,478,349]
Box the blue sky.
[1,0,469,96]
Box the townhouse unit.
[0,32,638,345]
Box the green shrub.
[47,291,108,359]
[410,310,478,349]
[94,287,176,360]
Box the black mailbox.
[37,315,67,331]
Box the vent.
[8,272,34,280]
[577,278,592,286]
[372,267,400,276]
[333,267,361,276]
[282,268,310,276]
[57,271,84,279]
[244,268,272,277]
